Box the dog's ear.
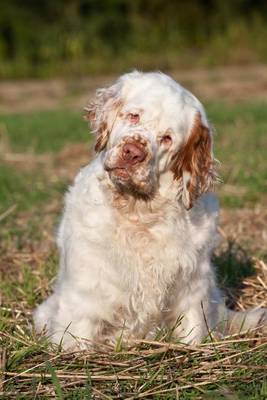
[84,83,122,152]
[171,111,218,209]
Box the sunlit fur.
[34,71,266,349]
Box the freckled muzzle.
[104,135,149,174]
[104,135,156,198]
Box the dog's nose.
[122,143,146,165]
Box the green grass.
[0,101,266,398]
[0,164,67,213]
[208,101,267,207]
[0,109,90,213]
[0,109,88,153]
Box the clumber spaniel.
[34,71,266,349]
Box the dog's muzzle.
[104,136,149,179]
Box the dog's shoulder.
[187,193,220,251]
[66,156,108,206]
[58,156,115,240]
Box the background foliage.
[1,0,267,78]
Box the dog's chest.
[112,208,182,292]
[106,209,187,332]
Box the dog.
[34,71,266,349]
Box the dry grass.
[1,333,267,399]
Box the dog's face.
[85,72,217,208]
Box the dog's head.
[85,71,218,208]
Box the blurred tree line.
[1,0,267,78]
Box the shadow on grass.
[213,240,255,309]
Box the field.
[0,68,267,399]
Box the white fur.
[34,72,266,349]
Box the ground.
[0,66,266,399]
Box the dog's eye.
[160,135,172,146]
[128,113,140,124]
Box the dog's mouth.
[104,166,130,180]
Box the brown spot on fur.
[171,112,217,209]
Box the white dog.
[34,71,266,349]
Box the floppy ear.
[171,111,218,210]
[84,84,122,152]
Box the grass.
[0,99,267,398]
[0,109,87,153]
[208,101,267,207]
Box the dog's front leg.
[34,234,126,350]
[171,303,211,344]
[34,286,109,350]
[166,262,220,345]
